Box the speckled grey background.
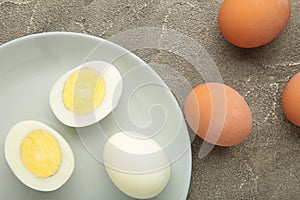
[1,0,300,199]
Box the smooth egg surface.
[218,0,291,48]
[282,72,300,126]
[184,83,252,146]
[103,132,171,199]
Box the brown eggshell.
[282,72,300,126]
[218,0,291,48]
[184,83,252,146]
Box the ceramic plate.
[0,32,191,200]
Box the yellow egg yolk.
[20,129,62,178]
[63,68,106,115]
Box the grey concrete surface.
[0,0,300,199]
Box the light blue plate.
[0,32,191,200]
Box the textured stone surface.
[1,0,300,199]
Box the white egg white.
[49,60,123,127]
[103,131,171,199]
[4,120,75,192]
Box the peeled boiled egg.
[103,131,170,199]
[184,83,252,146]
[50,60,122,127]
[4,120,75,191]
[218,0,291,48]
[282,72,300,126]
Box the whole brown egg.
[184,83,252,146]
[218,0,291,48]
[282,72,300,127]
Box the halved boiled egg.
[50,61,122,127]
[4,120,75,192]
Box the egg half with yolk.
[49,61,123,127]
[4,120,75,191]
